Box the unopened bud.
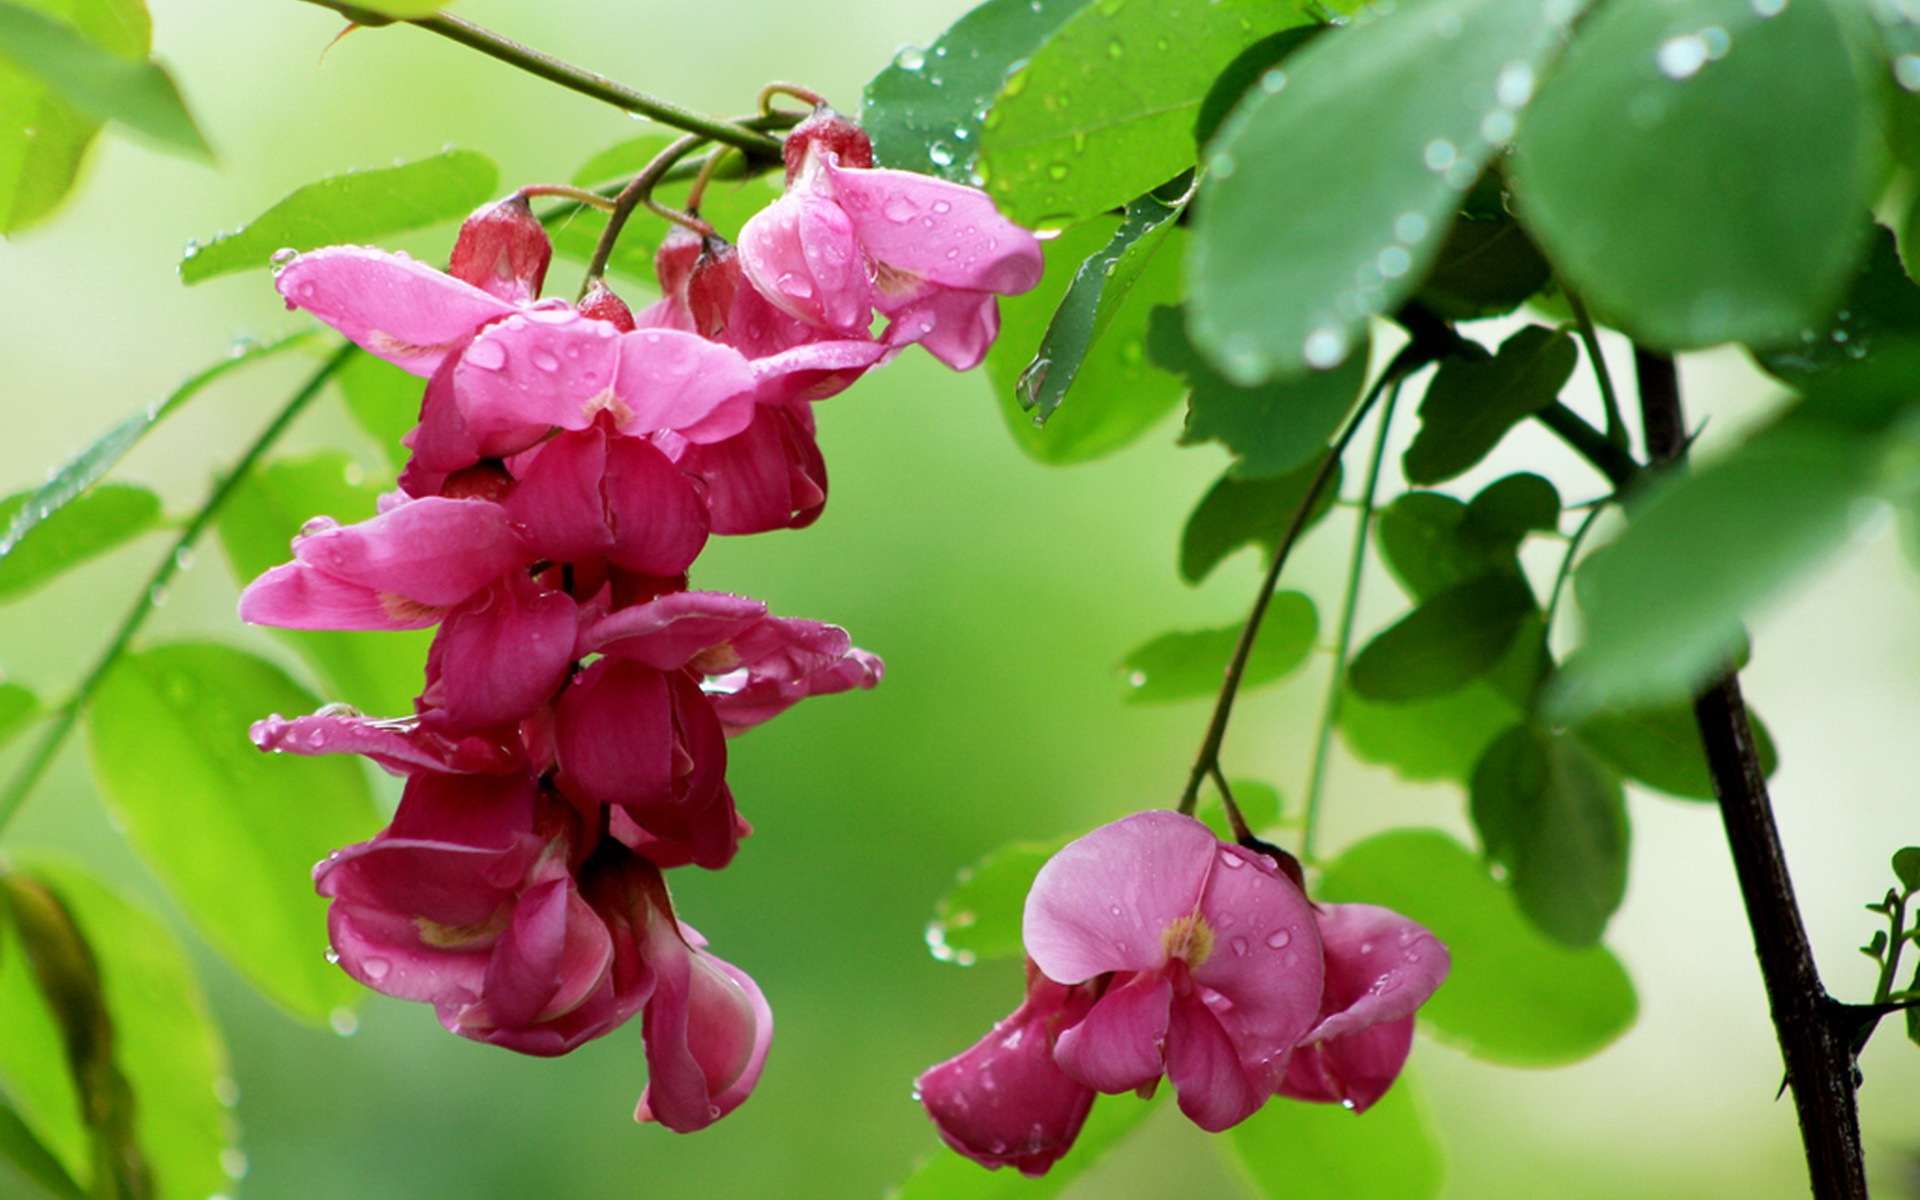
[783,105,874,181]
[685,238,742,340]
[448,194,552,304]
[653,226,703,302]
[579,279,637,332]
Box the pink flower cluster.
[916,812,1450,1175]
[242,109,1043,1130]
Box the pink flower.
[446,194,553,305]
[1277,903,1449,1113]
[916,958,1098,1176]
[251,707,524,776]
[1022,811,1324,1132]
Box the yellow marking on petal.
[1161,913,1214,968]
[415,905,512,949]
[689,644,743,675]
[581,385,634,427]
[368,330,461,360]
[871,260,926,299]
[379,592,445,624]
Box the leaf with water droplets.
[1119,591,1317,704]
[181,150,498,284]
[1402,325,1576,485]
[1223,1075,1443,1200]
[84,642,378,1023]
[1180,454,1342,585]
[927,841,1061,965]
[1751,225,1920,382]
[1319,829,1637,1065]
[977,0,1313,227]
[0,483,159,604]
[1189,0,1583,384]
[1349,574,1539,705]
[1193,26,1324,152]
[0,0,206,163]
[1511,0,1878,349]
[215,452,432,716]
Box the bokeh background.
[1,0,1918,1196]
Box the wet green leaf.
[1751,225,1920,381]
[84,642,378,1022]
[1348,575,1537,704]
[1120,591,1318,704]
[1223,1077,1443,1200]
[926,841,1059,965]
[1414,208,1553,322]
[0,484,158,604]
[1402,325,1576,485]
[0,0,205,158]
[0,1097,81,1200]
[889,1091,1157,1199]
[1180,455,1341,585]
[1575,701,1776,801]
[181,150,495,284]
[0,0,146,232]
[1511,0,1878,348]
[1192,26,1323,151]
[1319,829,1637,1065]
[1188,0,1582,383]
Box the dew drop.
[1260,68,1288,93]
[1107,38,1124,59]
[1394,212,1430,244]
[213,1077,241,1107]
[1218,332,1269,383]
[1230,937,1250,957]
[1340,1098,1358,1110]
[363,957,391,981]
[174,545,196,571]
[1047,162,1070,180]
[269,247,297,268]
[1265,929,1293,949]
[1423,138,1457,172]
[1480,109,1517,145]
[147,583,170,608]
[895,46,926,71]
[1895,54,1920,93]
[1127,669,1147,688]
[465,338,508,371]
[1495,60,1536,108]
[1377,245,1413,279]
[221,1148,250,1180]
[1656,34,1709,80]
[329,1007,360,1037]
[929,143,955,167]
[1749,0,1784,16]
[531,348,560,372]
[1208,152,1237,180]
[324,946,341,965]
[1303,326,1348,369]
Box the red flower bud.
[782,105,874,181]
[578,279,637,332]
[448,194,553,304]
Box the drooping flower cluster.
[915,811,1450,1175]
[242,108,1043,1130]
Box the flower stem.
[1543,502,1607,643]
[0,344,357,840]
[1564,288,1628,449]
[579,133,707,297]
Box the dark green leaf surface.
[0,1098,81,1200]
[862,0,1086,182]
[888,1092,1156,1199]
[0,484,159,603]
[977,0,1309,227]
[1470,725,1628,946]
[215,453,431,715]
[1575,701,1776,801]
[1224,1079,1443,1200]
[1319,829,1637,1065]
[0,682,36,749]
[0,0,205,157]
[568,133,679,188]
[1511,0,1878,348]
[1348,575,1537,704]
[333,350,418,471]
[1893,847,1920,894]
[1462,472,1561,543]
[1121,591,1317,704]
[1402,326,1576,485]
[926,841,1059,965]
[1192,26,1322,151]
[1180,456,1341,584]
[0,0,146,232]
[987,217,1186,464]
[84,642,378,1022]
[181,150,497,283]
[1414,208,1553,321]
[1018,183,1186,421]
[1752,225,1920,382]
[1188,0,1581,383]
[1376,479,1557,605]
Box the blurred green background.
[1,0,1918,1196]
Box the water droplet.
[1656,34,1709,79]
[1495,60,1535,108]
[465,338,508,371]
[221,1148,251,1180]
[1303,326,1348,369]
[269,247,297,268]
[213,1077,241,1107]
[363,957,391,981]
[1423,138,1457,172]
[1395,212,1429,244]
[173,545,196,571]
[1109,905,1124,916]
[1047,162,1070,180]
[1749,0,1785,16]
[1230,937,1250,957]
[1340,1098,1358,1110]
[148,583,170,608]
[329,1007,360,1036]
[895,46,926,71]
[1265,929,1292,949]
[1218,332,1269,384]
[1893,54,1920,93]
[531,348,560,372]
[1359,940,1375,955]
[1444,159,1478,190]
[325,946,341,965]
[1107,38,1124,59]
[929,143,955,167]
[1219,850,1247,869]
[1208,152,1237,180]
[1017,356,1051,408]
[1480,109,1517,145]
[1377,246,1413,279]
[1127,669,1147,688]
[1700,25,1730,59]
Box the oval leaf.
[1180,456,1342,584]
[1575,701,1777,802]
[1223,1077,1443,1200]
[0,484,159,604]
[83,642,379,1022]
[1349,574,1537,704]
[1402,325,1576,485]
[1121,591,1318,704]
[0,0,206,158]
[927,841,1060,965]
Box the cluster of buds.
[916,812,1451,1174]
[242,108,1044,1130]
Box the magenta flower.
[1277,903,1449,1113]
[251,707,525,776]
[1022,811,1324,1132]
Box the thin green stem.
[1543,502,1607,643]
[1875,891,1912,1005]
[0,344,357,840]
[1299,379,1402,862]
[516,184,615,213]
[1564,288,1628,449]
[580,133,707,297]
[758,82,827,116]
[1207,767,1253,842]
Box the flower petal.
[1189,842,1324,1077]
[739,190,873,334]
[1279,1017,1415,1114]
[1023,810,1217,983]
[1306,903,1450,1044]
[602,435,710,576]
[276,246,513,377]
[421,577,578,730]
[1164,988,1264,1132]
[1051,970,1170,1094]
[825,163,1044,294]
[453,310,626,445]
[613,329,758,442]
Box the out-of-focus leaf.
[569,133,678,188]
[888,1092,1157,1200]
[926,841,1059,965]
[84,642,378,1022]
[0,683,37,749]
[1192,26,1323,151]
[1375,476,1555,604]
[333,350,417,471]
[0,484,159,603]
[0,1097,81,1200]
[1414,208,1553,321]
[1892,846,1920,894]
[1019,181,1187,422]
[1180,456,1341,585]
[1196,779,1282,842]
[215,452,430,715]
[0,895,85,1185]
[1462,472,1560,542]
[1188,0,1581,384]
[1470,724,1628,946]
[181,150,496,284]
[1223,1078,1443,1200]
[1121,592,1317,704]
[1402,326,1576,485]
[0,0,146,232]
[978,0,1310,227]
[1575,701,1776,801]
[1511,0,1877,349]
[1319,829,1637,1065]
[1752,225,1920,381]
[0,0,205,158]
[20,860,233,1200]
[987,217,1186,464]
[1348,575,1537,704]
[1151,305,1371,479]
[862,0,1087,182]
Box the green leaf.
[888,1092,1157,1200]
[1374,478,1557,604]
[1348,575,1537,704]
[0,683,37,750]
[927,841,1060,965]
[1470,724,1629,946]
[861,0,1087,183]
[0,0,146,232]
[181,150,498,284]
[1121,591,1317,704]
[1552,420,1872,716]
[1192,26,1323,151]
[1180,455,1341,585]
[1222,1078,1443,1200]
[986,216,1186,464]
[569,133,677,188]
[1402,326,1576,485]
[1319,829,1637,1065]
[1575,701,1777,802]
[1152,305,1372,479]
[214,453,431,715]
[1196,779,1282,842]
[19,860,232,1200]
[1752,225,1920,382]
[978,0,1310,227]
[1510,0,1878,349]
[1018,182,1187,422]
[333,350,418,472]
[0,0,206,158]
[1462,471,1561,543]
[0,484,159,604]
[84,642,378,1022]
[1413,207,1553,322]
[1893,847,1920,894]
[0,1097,82,1200]
[1187,0,1581,384]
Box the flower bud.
[579,279,637,332]
[782,105,874,181]
[685,238,742,341]
[448,194,553,304]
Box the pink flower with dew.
[251,706,525,776]
[1277,903,1449,1113]
[1023,810,1324,1132]
[916,958,1099,1177]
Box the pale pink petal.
[238,560,436,631]
[1164,988,1264,1132]
[421,577,578,730]
[738,191,872,333]
[275,246,514,377]
[1279,1017,1415,1113]
[612,329,758,442]
[825,162,1043,294]
[1023,810,1217,983]
[250,711,523,776]
[453,310,626,445]
[1052,970,1170,1094]
[884,287,1001,371]
[750,337,890,405]
[602,436,710,576]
